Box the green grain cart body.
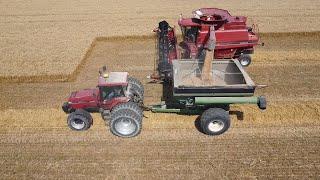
[152,59,266,113]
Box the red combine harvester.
[153,8,261,79]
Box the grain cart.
[62,70,144,138]
[150,59,266,135]
[153,8,261,80]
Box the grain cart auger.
[62,67,144,138]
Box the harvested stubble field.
[0,32,320,179]
[1,0,320,178]
[1,0,320,82]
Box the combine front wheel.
[238,54,252,67]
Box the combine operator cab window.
[100,86,125,101]
[181,26,199,43]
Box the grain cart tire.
[110,110,142,138]
[200,108,230,135]
[67,111,92,131]
[111,102,143,121]
[128,77,144,103]
[239,54,252,67]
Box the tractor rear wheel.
[200,108,230,135]
[110,105,142,138]
[111,102,143,121]
[128,77,144,103]
[238,54,251,67]
[67,110,92,131]
[128,77,144,93]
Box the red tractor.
[153,8,261,79]
[62,68,144,138]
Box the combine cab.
[153,8,261,80]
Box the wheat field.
[1,0,320,179]
[0,0,320,82]
[0,34,320,178]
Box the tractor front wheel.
[200,108,230,136]
[67,110,93,131]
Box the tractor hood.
[68,88,99,103]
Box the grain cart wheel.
[200,108,230,136]
[128,77,144,103]
[110,106,142,138]
[67,111,92,131]
[239,54,252,67]
[111,102,143,121]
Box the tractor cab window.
[181,26,199,43]
[100,86,125,101]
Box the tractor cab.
[97,72,130,107]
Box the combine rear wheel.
[67,110,93,131]
[200,108,230,135]
[110,103,142,138]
